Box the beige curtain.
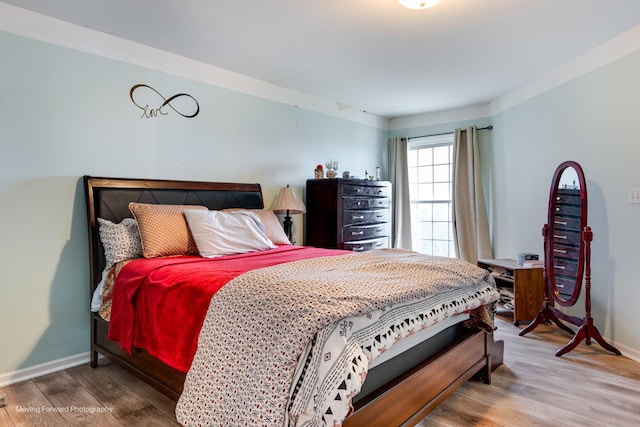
[389,136,412,249]
[452,127,492,263]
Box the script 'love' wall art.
[129,84,200,119]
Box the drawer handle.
[355,188,362,193]
[356,201,362,205]
[553,248,567,254]
[352,215,365,220]
[376,228,384,232]
[376,242,384,247]
[353,246,365,251]
[376,215,384,218]
[554,265,566,270]
[376,190,383,194]
[554,220,568,225]
[554,234,567,239]
[352,231,364,235]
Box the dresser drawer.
[343,209,390,226]
[556,189,581,203]
[552,229,580,247]
[343,183,391,198]
[553,216,582,231]
[344,237,389,252]
[343,223,390,241]
[551,243,580,261]
[554,203,581,217]
[554,276,577,298]
[343,197,390,210]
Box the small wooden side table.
[478,258,545,326]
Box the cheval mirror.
[519,161,621,357]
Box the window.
[407,135,455,257]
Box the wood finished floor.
[1,315,639,426]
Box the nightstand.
[478,258,545,326]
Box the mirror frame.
[545,160,587,307]
[521,161,621,356]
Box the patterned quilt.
[176,249,498,427]
[98,260,131,322]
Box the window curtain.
[452,127,493,263]
[389,136,412,249]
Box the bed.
[83,175,504,427]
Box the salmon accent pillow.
[129,202,207,258]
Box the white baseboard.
[612,340,640,363]
[0,352,92,388]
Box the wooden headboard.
[83,176,264,294]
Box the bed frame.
[84,175,504,426]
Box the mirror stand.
[519,161,621,357]
[520,226,621,356]
[564,227,621,356]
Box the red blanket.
[108,245,348,372]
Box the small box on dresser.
[305,179,391,251]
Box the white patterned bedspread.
[176,249,498,427]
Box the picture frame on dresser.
[305,179,391,251]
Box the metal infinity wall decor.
[129,84,200,119]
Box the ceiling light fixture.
[399,0,441,10]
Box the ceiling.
[4,0,640,118]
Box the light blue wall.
[489,49,640,355]
[0,31,387,376]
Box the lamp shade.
[270,185,306,214]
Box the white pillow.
[184,210,277,258]
[222,208,291,245]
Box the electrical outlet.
[0,392,7,408]
[628,188,640,204]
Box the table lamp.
[270,185,306,243]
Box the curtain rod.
[407,125,493,140]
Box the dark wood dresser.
[551,188,582,299]
[305,179,392,251]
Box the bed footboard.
[345,329,500,427]
[94,313,502,426]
